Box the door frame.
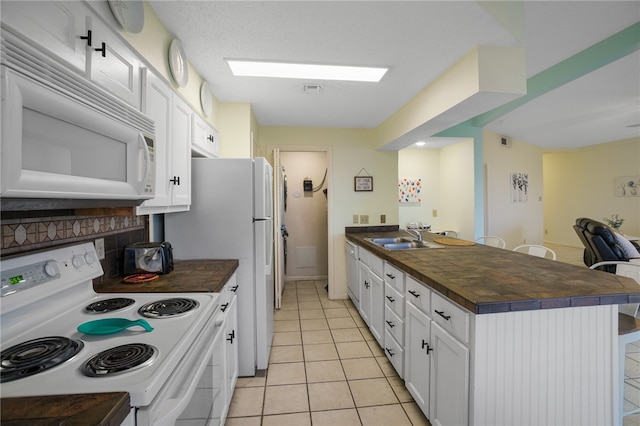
[268,145,334,297]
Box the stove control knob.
[44,261,60,277]
[72,254,86,268]
[84,252,98,265]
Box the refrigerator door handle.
[253,218,270,222]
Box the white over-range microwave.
[1,27,155,210]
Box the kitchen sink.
[365,237,443,251]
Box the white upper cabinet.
[2,0,142,109]
[1,1,87,73]
[137,70,191,214]
[192,114,219,158]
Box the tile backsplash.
[1,209,149,281]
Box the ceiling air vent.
[302,84,322,94]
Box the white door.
[272,148,285,309]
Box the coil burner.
[138,298,199,318]
[85,298,135,313]
[1,336,84,383]
[82,343,157,377]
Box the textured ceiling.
[149,1,640,149]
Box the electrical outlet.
[352,215,359,224]
[95,238,105,260]
[432,209,438,217]
[360,215,369,224]
[380,214,386,224]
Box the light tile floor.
[226,279,431,426]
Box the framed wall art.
[354,176,373,192]
[615,175,639,197]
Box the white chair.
[512,244,557,260]
[589,261,640,422]
[474,236,506,249]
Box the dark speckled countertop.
[346,230,640,314]
[1,393,130,426]
[94,259,239,293]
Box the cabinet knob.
[435,309,451,321]
[169,176,181,185]
[207,135,214,142]
[80,30,92,46]
[94,42,106,58]
[408,290,420,298]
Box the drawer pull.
[408,290,420,298]
[386,320,395,328]
[230,285,239,293]
[386,295,395,303]
[227,329,235,343]
[364,281,370,289]
[435,309,451,320]
[220,303,229,312]
[386,273,395,280]
[385,347,395,357]
[170,176,181,185]
[421,339,433,354]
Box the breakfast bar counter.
[346,230,640,314]
[346,229,639,426]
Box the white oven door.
[137,310,226,426]
[0,67,154,200]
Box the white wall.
[398,148,441,229]
[438,139,476,240]
[280,151,328,279]
[544,137,640,247]
[483,130,544,249]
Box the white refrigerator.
[165,157,274,376]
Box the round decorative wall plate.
[200,81,213,116]
[108,0,144,34]
[168,39,188,87]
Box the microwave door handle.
[138,133,151,192]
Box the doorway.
[272,147,331,306]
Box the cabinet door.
[1,0,87,72]
[170,96,192,206]
[358,261,371,325]
[192,114,219,158]
[225,293,239,406]
[405,302,431,414]
[429,322,469,426]
[86,15,142,109]
[138,70,171,209]
[369,270,385,347]
[345,243,359,308]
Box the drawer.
[406,275,431,315]
[368,253,384,278]
[384,305,404,346]
[383,262,405,292]
[383,329,404,378]
[384,283,404,318]
[358,248,371,266]
[431,291,469,344]
[219,274,237,309]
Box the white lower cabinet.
[358,260,371,326]
[215,275,239,425]
[405,301,431,413]
[429,322,469,426]
[404,275,470,426]
[369,270,384,347]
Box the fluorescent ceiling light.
[226,60,387,82]
[415,141,426,146]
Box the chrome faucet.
[406,228,422,241]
